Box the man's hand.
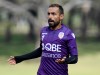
[55,56,66,64]
[8,56,16,65]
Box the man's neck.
[50,24,62,30]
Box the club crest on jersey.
[42,33,47,41]
[58,32,64,39]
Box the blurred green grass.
[69,54,100,75]
[0,58,39,75]
[77,38,100,55]
[0,35,100,75]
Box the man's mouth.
[48,19,54,23]
[49,21,54,23]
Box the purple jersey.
[37,24,78,75]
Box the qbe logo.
[42,43,61,52]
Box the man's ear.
[60,14,64,20]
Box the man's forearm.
[65,55,78,64]
[15,47,42,63]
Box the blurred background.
[0,0,100,75]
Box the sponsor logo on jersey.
[42,52,61,58]
[42,43,61,52]
[42,43,62,58]
[58,32,64,39]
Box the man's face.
[48,7,64,28]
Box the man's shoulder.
[62,24,72,33]
[41,26,49,32]
[42,26,49,29]
[63,24,76,38]
[63,24,70,30]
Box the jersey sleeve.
[67,31,78,56]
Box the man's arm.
[8,47,42,64]
[55,31,78,64]
[64,55,78,64]
[55,55,78,64]
[65,31,78,64]
[15,47,42,63]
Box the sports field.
[0,54,100,75]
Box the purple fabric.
[37,24,78,75]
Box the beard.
[48,19,60,28]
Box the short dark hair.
[49,4,64,14]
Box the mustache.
[48,19,54,22]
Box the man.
[8,4,78,75]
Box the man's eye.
[52,13,55,15]
[52,13,56,15]
[48,13,50,15]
